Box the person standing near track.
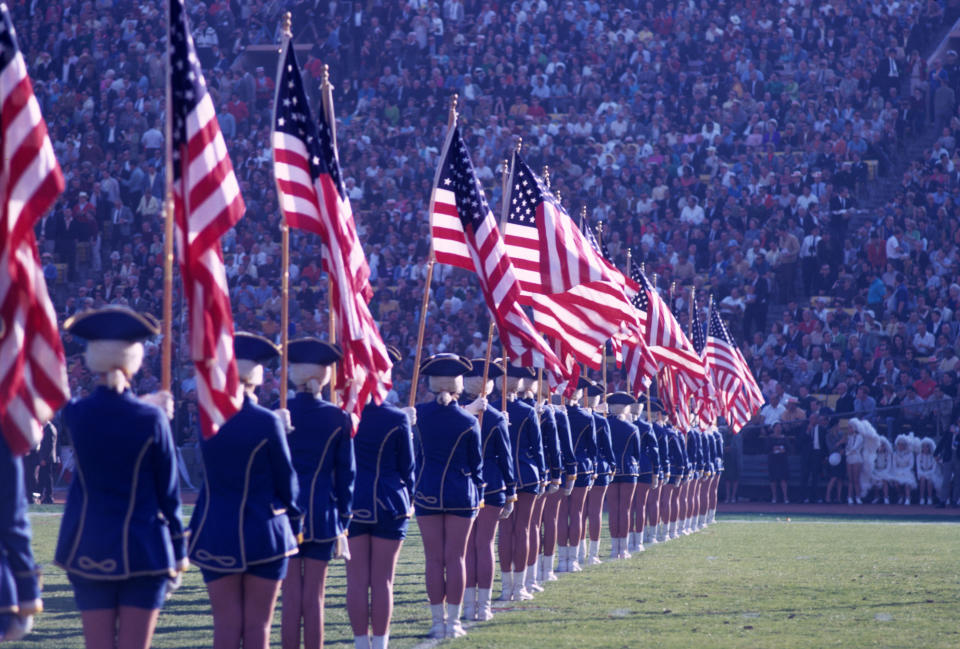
[282,338,355,649]
[56,307,187,649]
[413,354,483,639]
[347,345,416,649]
[493,363,544,601]
[605,393,641,559]
[462,357,514,623]
[557,377,596,571]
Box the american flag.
[430,125,562,375]
[272,39,392,426]
[631,266,706,388]
[169,0,243,437]
[0,4,69,455]
[706,308,760,432]
[658,365,691,430]
[503,153,636,368]
[689,298,719,428]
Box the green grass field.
[10,509,960,648]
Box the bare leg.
[417,515,446,605]
[241,573,283,649]
[566,487,589,546]
[116,606,160,649]
[606,484,621,539]
[527,494,546,571]
[370,537,403,637]
[472,506,501,589]
[586,484,607,542]
[80,609,117,649]
[510,493,536,573]
[208,574,244,649]
[541,491,562,559]
[442,514,474,605]
[645,484,660,531]
[282,557,304,649]
[346,535,372,637]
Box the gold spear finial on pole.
[543,165,550,189]
[281,11,292,37]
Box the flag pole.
[478,321,495,429]
[161,0,175,394]
[596,214,608,404]
[688,285,696,421]
[317,63,340,406]
[409,95,456,407]
[276,12,293,409]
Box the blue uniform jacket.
[352,401,414,525]
[0,432,40,609]
[687,429,702,474]
[495,397,544,491]
[188,396,300,572]
[287,392,355,542]
[592,412,616,486]
[55,387,186,579]
[607,416,641,480]
[413,400,483,513]
[470,401,515,501]
[636,419,661,479]
[653,422,671,480]
[713,430,725,472]
[700,430,713,473]
[522,398,561,483]
[566,404,597,478]
[665,425,688,480]
[553,405,578,478]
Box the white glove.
[651,476,659,490]
[499,499,515,519]
[563,476,576,496]
[595,402,608,415]
[502,412,510,427]
[535,402,546,415]
[463,396,487,416]
[140,390,174,420]
[547,481,560,495]
[401,406,417,426]
[335,534,351,561]
[275,408,294,434]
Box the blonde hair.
[429,375,463,406]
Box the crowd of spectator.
[15,0,960,502]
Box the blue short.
[517,483,542,496]
[414,506,477,519]
[611,475,638,484]
[574,473,595,488]
[201,556,288,583]
[594,474,612,488]
[483,490,508,508]
[297,541,336,562]
[349,517,409,541]
[68,574,169,611]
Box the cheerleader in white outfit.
[916,438,943,506]
[891,434,918,505]
[869,438,894,504]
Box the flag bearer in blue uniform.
[188,332,300,649]
[628,398,661,553]
[664,418,688,540]
[347,345,415,649]
[413,354,483,639]
[583,380,614,566]
[0,427,40,643]
[557,377,595,573]
[605,393,641,560]
[54,307,186,649]
[462,357,514,623]
[281,337,355,649]
[520,371,559,595]
[493,362,543,602]
[641,399,666,546]
[539,380,577,582]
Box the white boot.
[577,540,587,565]
[643,527,654,545]
[630,535,643,554]
[610,537,620,559]
[682,517,692,535]
[513,571,534,600]
[541,554,557,582]
[477,587,493,621]
[354,635,371,649]
[588,539,602,565]
[445,603,466,638]
[525,564,543,593]
[620,537,633,558]
[569,545,583,572]
[656,522,666,543]
[371,634,388,649]
[668,520,678,539]
[555,546,567,573]
[428,604,446,638]
[462,586,476,620]
[498,571,513,601]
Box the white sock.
[354,635,371,649]
[371,634,388,649]
[430,603,445,625]
[462,586,475,618]
[478,587,492,606]
[525,564,536,586]
[500,571,513,595]
[445,602,462,624]
[589,539,600,558]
